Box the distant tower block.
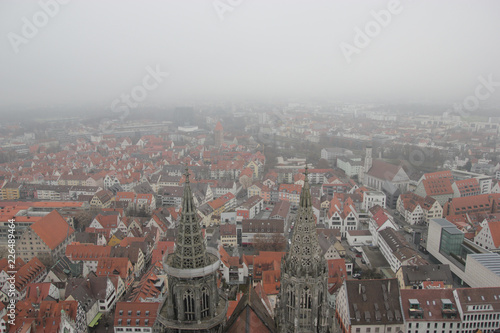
[364,146,373,173]
[214,121,223,147]
[359,145,373,184]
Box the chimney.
[36,286,40,299]
[388,281,391,294]
[359,283,361,294]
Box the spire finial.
[304,163,309,180]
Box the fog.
[1,0,499,111]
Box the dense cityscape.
[1,1,500,332]
[0,105,499,332]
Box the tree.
[464,160,472,172]
[269,233,287,251]
[253,233,287,252]
[316,158,330,169]
[74,208,100,231]
[253,233,272,251]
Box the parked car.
[353,273,361,279]
[356,254,362,258]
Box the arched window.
[300,287,312,309]
[201,287,210,318]
[299,286,312,327]
[183,289,195,321]
[286,285,295,322]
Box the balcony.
[408,299,424,319]
[441,299,457,319]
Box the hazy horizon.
[1,0,500,111]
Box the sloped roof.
[488,221,500,248]
[30,210,74,250]
[367,160,404,181]
[225,286,277,333]
[422,178,453,196]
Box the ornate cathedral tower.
[214,121,223,147]
[278,166,329,333]
[158,168,227,333]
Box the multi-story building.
[414,171,455,206]
[16,210,75,262]
[278,184,302,207]
[454,287,500,333]
[236,195,263,221]
[400,289,460,333]
[396,264,453,290]
[427,218,500,288]
[337,156,363,177]
[368,206,398,246]
[452,178,482,197]
[443,193,500,217]
[66,242,112,274]
[361,190,386,212]
[378,228,427,273]
[451,169,493,194]
[321,147,353,164]
[474,218,500,250]
[336,279,404,333]
[0,182,21,200]
[114,302,160,333]
[220,224,237,247]
[364,160,410,193]
[326,196,359,238]
[241,219,284,246]
[0,257,46,300]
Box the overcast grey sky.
[1,0,499,110]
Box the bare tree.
[253,233,286,252]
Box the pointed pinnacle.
[184,166,190,183]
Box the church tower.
[278,166,329,333]
[158,168,227,333]
[359,145,373,184]
[214,121,223,147]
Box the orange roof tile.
[30,210,74,250]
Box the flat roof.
[468,253,500,277]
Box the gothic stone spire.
[285,164,325,276]
[171,167,207,269]
[278,164,329,333]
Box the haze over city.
[2,2,500,333]
[1,0,500,110]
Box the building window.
[201,286,210,318]
[183,289,195,321]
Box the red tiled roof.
[423,178,453,196]
[30,210,74,250]
[15,257,46,292]
[65,242,111,261]
[488,221,500,248]
[114,302,159,327]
